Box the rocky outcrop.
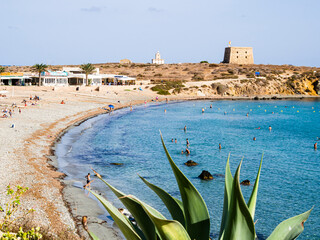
[184,160,198,166]
[198,170,213,180]
[240,179,250,185]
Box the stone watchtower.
[223,47,254,64]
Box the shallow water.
[57,100,320,239]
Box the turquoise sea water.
[57,100,320,239]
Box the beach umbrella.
[108,104,114,109]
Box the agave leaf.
[125,195,191,240]
[86,189,141,240]
[222,160,255,240]
[266,208,313,240]
[139,175,186,227]
[98,178,157,240]
[160,132,210,240]
[219,153,234,239]
[247,154,263,220]
[88,231,100,240]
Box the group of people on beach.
[1,103,21,118]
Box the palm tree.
[80,63,95,86]
[0,66,5,74]
[32,64,48,86]
[0,66,5,85]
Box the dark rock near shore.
[198,170,213,180]
[240,179,250,185]
[253,96,259,100]
[110,163,124,166]
[185,160,198,166]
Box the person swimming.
[184,125,187,131]
[255,127,261,130]
[219,143,222,150]
[314,142,317,150]
[175,138,177,143]
[210,104,212,108]
[171,138,174,142]
[253,137,256,141]
[186,138,190,146]
[202,108,205,113]
[185,148,190,155]
[269,126,272,131]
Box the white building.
[152,51,164,64]
[40,70,69,86]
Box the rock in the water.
[198,170,213,180]
[240,179,250,185]
[185,160,198,166]
[110,163,124,166]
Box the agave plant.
[86,133,312,240]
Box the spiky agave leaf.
[266,208,313,240]
[247,154,263,220]
[86,189,142,240]
[222,160,256,240]
[219,153,234,239]
[97,178,157,240]
[139,175,186,227]
[88,231,100,240]
[160,132,210,240]
[124,195,191,240]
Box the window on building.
[237,56,239,58]
[245,51,247,54]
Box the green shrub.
[200,61,208,63]
[1,227,42,240]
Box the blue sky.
[0,0,319,66]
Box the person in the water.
[175,138,177,143]
[219,143,222,150]
[314,142,317,150]
[202,108,205,113]
[186,138,190,146]
[269,126,272,131]
[210,104,212,108]
[184,125,187,131]
[185,148,190,155]
[253,137,256,141]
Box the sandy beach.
[0,85,166,239]
[0,84,318,239]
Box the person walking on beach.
[314,143,317,150]
[85,173,91,188]
[19,108,21,114]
